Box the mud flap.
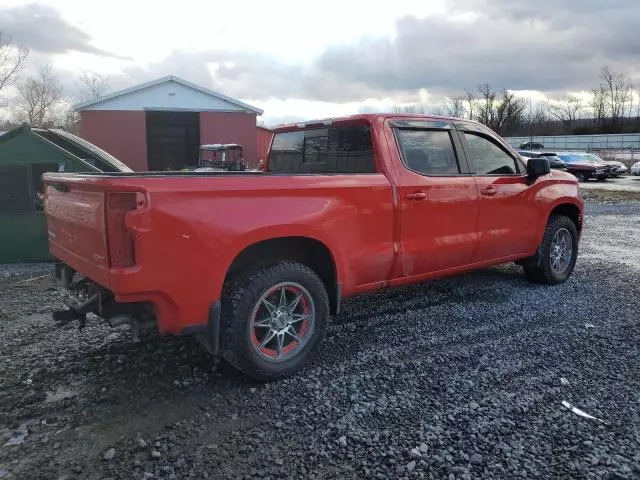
[182,301,221,356]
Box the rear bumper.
[53,259,219,349]
[53,261,152,326]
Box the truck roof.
[272,113,483,133]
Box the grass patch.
[581,188,640,202]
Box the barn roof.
[73,75,264,114]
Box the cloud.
[116,0,639,104]
[315,6,640,97]
[43,0,640,110]
[0,3,124,58]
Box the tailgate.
[44,181,111,287]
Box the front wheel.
[522,215,578,285]
[220,261,329,382]
[574,172,587,182]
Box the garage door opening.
[146,111,200,171]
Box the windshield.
[581,153,604,162]
[558,154,586,163]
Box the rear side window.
[394,129,460,175]
[268,125,376,173]
[463,132,520,175]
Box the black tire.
[522,214,579,285]
[574,172,587,182]
[220,261,329,382]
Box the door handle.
[405,191,428,201]
[481,186,497,196]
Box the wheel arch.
[224,235,341,315]
[549,202,583,234]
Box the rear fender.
[216,224,345,298]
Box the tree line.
[396,65,639,137]
[0,31,110,133]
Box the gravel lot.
[1,199,639,480]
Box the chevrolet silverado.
[43,114,584,381]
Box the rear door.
[387,119,479,276]
[456,123,540,262]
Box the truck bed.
[43,171,395,334]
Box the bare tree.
[590,86,607,123]
[61,108,80,134]
[444,96,466,118]
[16,64,63,127]
[599,65,632,124]
[493,91,526,135]
[526,103,549,126]
[0,31,30,93]
[431,104,447,117]
[472,84,525,134]
[547,95,584,124]
[392,104,428,114]
[78,70,110,100]
[476,83,498,128]
[464,89,476,120]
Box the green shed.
[0,124,131,263]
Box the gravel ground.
[1,199,639,480]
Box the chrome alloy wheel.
[249,282,315,362]
[550,228,573,274]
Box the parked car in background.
[517,150,567,170]
[557,153,612,182]
[631,161,640,176]
[519,141,544,150]
[575,153,627,176]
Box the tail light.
[106,192,146,268]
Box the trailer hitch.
[52,293,99,329]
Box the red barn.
[75,75,264,171]
[257,126,274,162]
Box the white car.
[631,161,640,176]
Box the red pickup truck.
[43,114,584,381]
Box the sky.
[1,0,640,125]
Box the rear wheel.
[522,215,578,285]
[220,261,329,381]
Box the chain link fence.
[505,134,640,168]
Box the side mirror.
[527,157,550,182]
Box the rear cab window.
[389,119,470,176]
[394,129,462,176]
[268,124,376,174]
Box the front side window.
[463,132,520,175]
[268,124,376,173]
[395,129,460,175]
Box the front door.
[457,127,541,262]
[388,122,480,276]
